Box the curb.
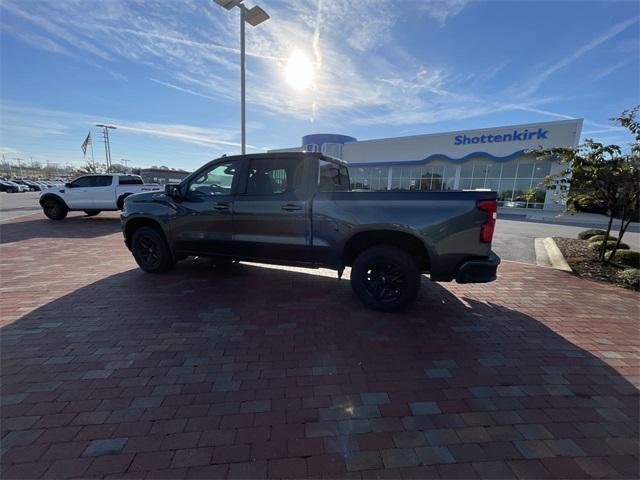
[538,237,572,272]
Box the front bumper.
[455,252,500,284]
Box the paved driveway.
[1,213,638,479]
[494,217,640,265]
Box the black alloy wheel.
[131,226,174,273]
[363,262,406,302]
[351,245,421,312]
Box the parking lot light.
[212,0,270,155]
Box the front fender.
[121,193,179,247]
[39,192,68,209]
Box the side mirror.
[65,182,72,188]
[165,184,182,200]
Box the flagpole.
[90,131,95,162]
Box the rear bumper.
[455,252,500,284]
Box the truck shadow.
[1,261,638,476]
[0,213,122,244]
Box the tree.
[108,163,129,173]
[80,159,105,174]
[533,105,640,262]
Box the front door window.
[188,161,237,197]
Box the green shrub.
[589,240,630,251]
[588,234,617,243]
[578,229,606,240]
[618,268,640,288]
[607,249,640,268]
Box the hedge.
[589,240,630,251]
[618,268,640,289]
[587,234,617,243]
[578,229,606,240]
[607,249,640,268]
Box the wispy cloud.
[418,0,469,25]
[590,57,636,81]
[0,146,23,157]
[149,78,219,102]
[518,17,639,97]
[1,103,253,150]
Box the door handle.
[281,204,303,212]
[214,202,230,211]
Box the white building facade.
[271,119,583,211]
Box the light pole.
[96,124,117,170]
[213,0,269,155]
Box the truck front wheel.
[42,198,68,221]
[350,245,421,312]
[131,226,174,273]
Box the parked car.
[0,180,20,193]
[39,174,162,220]
[11,179,39,191]
[2,180,29,192]
[121,152,500,311]
[24,180,44,191]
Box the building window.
[321,143,343,159]
[459,156,550,209]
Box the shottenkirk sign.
[454,128,549,145]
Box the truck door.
[232,156,311,263]
[91,176,115,209]
[64,176,95,209]
[172,160,241,255]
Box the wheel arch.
[341,229,431,271]
[124,217,168,250]
[117,193,133,210]
[39,193,68,210]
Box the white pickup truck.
[39,174,162,220]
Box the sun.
[285,50,314,90]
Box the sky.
[1,0,639,170]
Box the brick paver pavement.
[1,212,638,479]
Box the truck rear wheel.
[350,245,421,312]
[131,226,174,273]
[84,210,101,216]
[42,198,68,220]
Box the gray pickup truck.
[121,152,499,311]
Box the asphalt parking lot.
[1,211,638,479]
[0,192,42,221]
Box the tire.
[42,198,68,220]
[131,226,174,273]
[84,210,101,216]
[350,245,421,312]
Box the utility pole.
[14,157,24,177]
[120,158,131,173]
[96,124,116,171]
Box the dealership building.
[272,119,582,210]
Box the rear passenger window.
[92,176,113,187]
[119,176,143,185]
[245,158,303,196]
[319,160,349,191]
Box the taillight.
[477,199,497,243]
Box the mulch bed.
[553,237,636,290]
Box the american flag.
[81,131,91,157]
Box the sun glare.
[285,50,313,90]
